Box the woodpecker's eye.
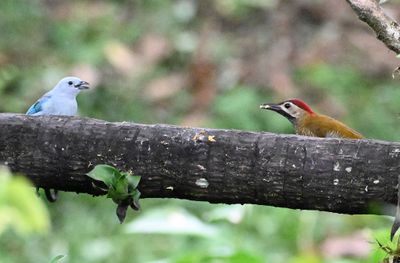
[284,103,291,109]
[68,81,73,85]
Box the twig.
[346,0,400,54]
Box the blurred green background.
[1,0,400,262]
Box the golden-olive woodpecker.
[260,99,363,139]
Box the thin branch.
[346,0,400,54]
[0,114,399,215]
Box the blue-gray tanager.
[26,76,89,202]
[26,76,89,116]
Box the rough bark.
[0,114,399,215]
[346,0,400,54]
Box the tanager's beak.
[75,80,90,90]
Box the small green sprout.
[87,164,141,223]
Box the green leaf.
[87,164,119,187]
[49,255,66,263]
[127,175,141,189]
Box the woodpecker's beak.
[75,80,90,90]
[260,103,281,112]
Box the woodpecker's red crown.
[288,99,314,114]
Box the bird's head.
[260,99,314,123]
[54,76,90,96]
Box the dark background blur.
[1,0,400,262]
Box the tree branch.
[0,114,398,215]
[346,0,400,54]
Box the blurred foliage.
[50,255,66,263]
[1,0,400,262]
[369,229,400,263]
[0,166,49,236]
